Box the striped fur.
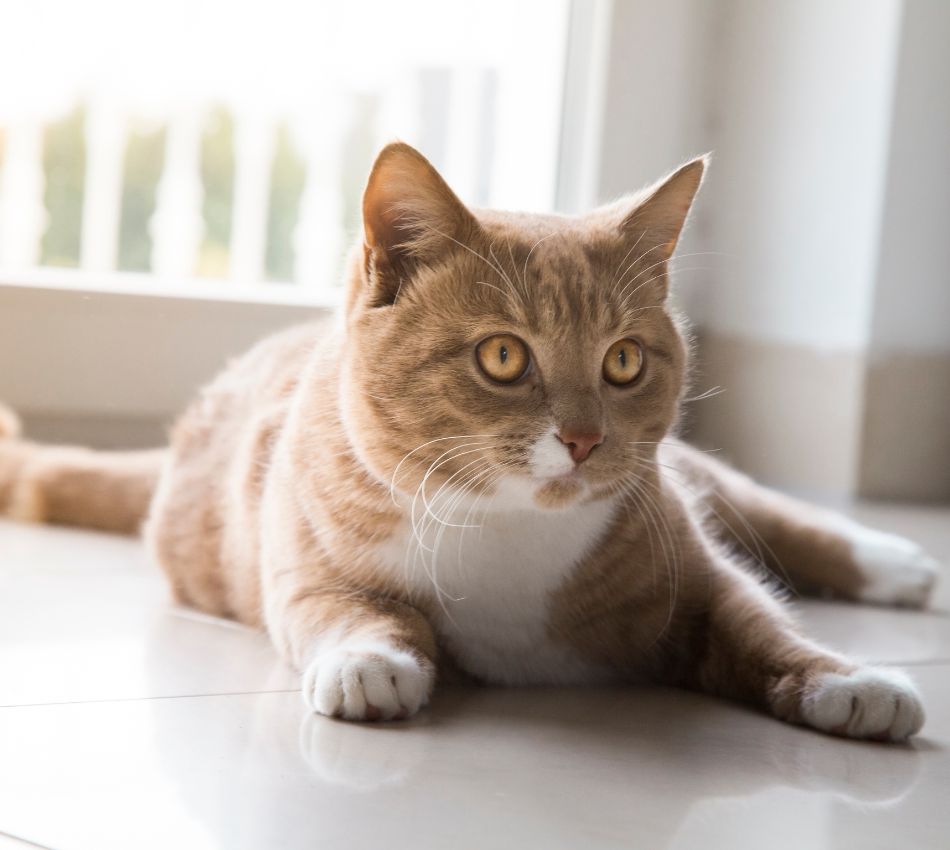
[0,144,936,738]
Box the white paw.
[302,641,433,722]
[849,526,939,607]
[801,667,925,741]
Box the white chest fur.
[377,492,619,685]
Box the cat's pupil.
[618,348,627,368]
[500,346,508,364]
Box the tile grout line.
[0,829,56,850]
[3,658,950,710]
[0,688,302,710]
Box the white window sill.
[0,271,337,447]
[0,268,343,310]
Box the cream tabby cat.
[0,143,939,739]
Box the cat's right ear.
[361,142,479,307]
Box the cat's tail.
[0,403,165,535]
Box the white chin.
[481,474,581,512]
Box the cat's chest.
[377,496,619,685]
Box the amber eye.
[476,334,530,384]
[603,339,644,386]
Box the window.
[0,0,571,298]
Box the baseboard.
[20,412,169,450]
[684,332,864,498]
[859,351,950,501]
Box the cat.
[0,142,940,739]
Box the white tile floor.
[1,505,948,850]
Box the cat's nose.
[557,429,604,464]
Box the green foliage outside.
[340,94,379,246]
[197,106,235,277]
[265,124,306,282]
[118,124,166,272]
[22,100,366,285]
[41,105,86,267]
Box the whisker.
[424,461,500,610]
[615,473,671,629]
[420,451,496,536]
[624,471,682,648]
[523,232,556,294]
[616,252,719,303]
[475,280,509,298]
[626,441,720,454]
[631,454,797,596]
[408,457,512,624]
[432,461,512,588]
[455,463,509,570]
[505,237,525,296]
[488,242,524,306]
[611,240,666,300]
[390,434,498,504]
[408,444,483,559]
[608,478,659,593]
[621,266,711,308]
[682,386,724,403]
[420,225,523,309]
[413,444,496,549]
[613,230,647,278]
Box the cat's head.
[340,143,704,512]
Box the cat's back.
[167,319,332,490]
[147,318,335,621]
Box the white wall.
[595,0,714,200]
[589,0,950,498]
[858,0,950,500]
[0,278,324,447]
[591,0,716,319]
[868,0,950,355]
[700,0,903,351]
[592,0,904,351]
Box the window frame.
[0,0,607,446]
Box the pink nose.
[557,429,604,464]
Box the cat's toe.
[848,527,939,608]
[302,641,433,722]
[800,667,924,741]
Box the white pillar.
[443,68,487,204]
[376,70,422,150]
[229,112,274,284]
[294,98,348,289]
[80,98,124,273]
[151,109,204,279]
[0,121,46,270]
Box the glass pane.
[0,0,570,292]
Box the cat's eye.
[476,334,530,384]
[603,339,644,386]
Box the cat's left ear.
[361,142,480,306]
[615,154,708,264]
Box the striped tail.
[0,403,165,535]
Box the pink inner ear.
[362,171,412,255]
[360,143,480,305]
[362,142,475,258]
[619,156,707,263]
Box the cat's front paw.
[302,641,434,721]
[800,667,924,742]
[849,526,939,608]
